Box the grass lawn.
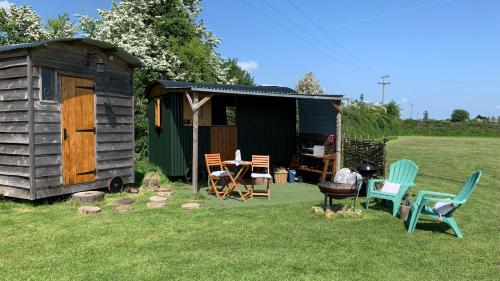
[0,136,499,280]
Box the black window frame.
[40,67,59,103]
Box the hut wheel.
[185,166,207,185]
[108,177,124,193]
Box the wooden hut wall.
[148,94,211,177]
[29,43,134,198]
[0,51,32,199]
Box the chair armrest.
[416,190,457,203]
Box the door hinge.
[77,169,96,176]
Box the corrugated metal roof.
[148,80,343,100]
[0,38,142,66]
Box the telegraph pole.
[378,75,390,104]
[410,103,415,120]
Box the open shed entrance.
[61,76,96,185]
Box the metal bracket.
[76,127,96,134]
[77,169,96,176]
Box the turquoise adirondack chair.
[407,171,481,238]
[365,159,419,216]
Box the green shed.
[145,80,343,193]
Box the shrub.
[451,109,470,122]
[135,160,169,186]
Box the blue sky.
[4,0,500,119]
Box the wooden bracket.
[185,92,213,112]
[331,101,342,113]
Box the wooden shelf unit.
[297,153,336,182]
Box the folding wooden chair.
[205,153,230,199]
[250,155,272,199]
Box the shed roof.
[0,38,141,66]
[147,80,342,100]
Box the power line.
[241,0,371,79]
[286,0,377,76]
[378,75,390,104]
[240,0,345,68]
[258,0,371,77]
[331,0,452,29]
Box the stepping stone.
[147,202,166,209]
[116,198,135,205]
[113,205,132,212]
[127,188,139,194]
[155,188,172,193]
[78,206,101,214]
[73,191,105,203]
[182,203,201,209]
[149,196,167,203]
[156,191,172,198]
[144,185,160,191]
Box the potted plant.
[399,192,414,221]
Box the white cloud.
[237,60,258,72]
[0,1,12,10]
[401,97,408,104]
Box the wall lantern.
[96,58,105,73]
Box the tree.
[385,100,400,118]
[1,1,253,157]
[223,59,254,86]
[451,109,470,122]
[295,72,325,95]
[77,0,252,156]
[45,13,76,39]
[359,93,365,103]
[423,110,429,121]
[0,4,46,44]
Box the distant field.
[0,136,498,280]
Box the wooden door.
[61,76,96,185]
[210,126,237,161]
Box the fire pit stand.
[317,180,363,211]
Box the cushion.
[380,181,401,194]
[433,200,455,215]
[210,170,228,177]
[251,173,272,179]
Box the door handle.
[64,128,68,141]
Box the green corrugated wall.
[149,94,210,177]
[236,96,296,167]
[148,94,297,177]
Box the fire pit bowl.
[317,182,357,199]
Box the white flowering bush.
[295,72,326,95]
[0,4,46,44]
[1,0,253,157]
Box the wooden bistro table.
[221,160,252,202]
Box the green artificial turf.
[0,136,499,280]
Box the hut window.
[40,68,58,102]
[155,98,161,128]
[211,96,236,126]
